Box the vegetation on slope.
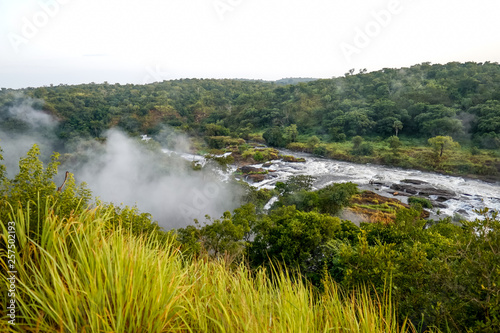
[0,147,407,332]
[0,204,408,332]
[1,61,499,179]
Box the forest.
[1,62,500,332]
[1,61,500,179]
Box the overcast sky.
[1,0,499,88]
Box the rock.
[238,166,264,174]
[369,175,386,186]
[390,184,419,194]
[430,201,447,209]
[246,173,266,183]
[350,191,430,221]
[390,183,456,199]
[388,191,410,197]
[262,162,272,168]
[401,179,428,185]
[434,196,450,202]
[418,187,456,198]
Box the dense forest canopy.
[1,61,499,151]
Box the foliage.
[307,135,321,149]
[352,135,364,149]
[2,141,500,331]
[1,205,407,332]
[387,135,402,150]
[352,142,375,156]
[2,62,500,179]
[176,206,254,260]
[249,206,342,282]
[263,127,286,147]
[428,135,460,157]
[408,196,433,209]
[273,181,358,216]
[0,144,92,242]
[275,175,315,195]
[393,120,403,137]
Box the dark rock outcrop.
[389,183,456,200]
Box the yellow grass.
[1,205,414,332]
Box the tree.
[0,144,92,241]
[284,124,298,143]
[263,127,286,147]
[307,135,320,150]
[275,175,315,195]
[387,136,402,150]
[428,136,460,157]
[249,206,341,282]
[177,210,250,260]
[393,120,403,137]
[352,136,363,149]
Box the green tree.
[316,182,358,215]
[307,135,320,150]
[351,143,374,156]
[177,210,250,260]
[249,206,341,281]
[393,120,403,137]
[275,175,315,195]
[387,136,402,150]
[263,127,286,147]
[0,144,92,240]
[428,135,460,157]
[284,124,298,143]
[352,135,363,149]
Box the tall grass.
[1,205,413,332]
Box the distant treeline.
[1,61,500,150]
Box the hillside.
[1,61,499,179]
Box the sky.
[1,0,499,89]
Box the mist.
[0,97,59,176]
[71,129,241,229]
[0,99,241,230]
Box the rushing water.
[246,150,500,221]
[163,145,500,221]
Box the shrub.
[352,143,374,156]
[313,144,328,156]
[253,151,264,162]
[408,197,433,209]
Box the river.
[166,147,500,221]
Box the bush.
[253,151,264,162]
[313,144,328,156]
[287,142,309,152]
[263,127,286,147]
[352,143,374,156]
[408,196,433,209]
[470,146,481,155]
